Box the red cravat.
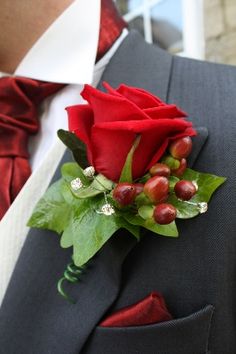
[0,77,64,219]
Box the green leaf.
[92,174,114,191]
[138,205,154,219]
[135,192,152,207]
[61,162,90,186]
[169,176,179,190]
[27,179,73,234]
[57,129,88,168]
[71,185,103,199]
[115,213,140,240]
[119,135,141,183]
[123,212,178,237]
[182,168,226,202]
[167,194,199,219]
[60,223,74,248]
[70,174,113,199]
[71,198,121,266]
[168,168,226,219]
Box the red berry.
[172,158,187,177]
[133,183,144,196]
[144,176,169,204]
[149,163,171,177]
[169,136,192,159]
[174,180,197,201]
[153,203,177,224]
[113,183,136,206]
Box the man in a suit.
[0,1,236,353]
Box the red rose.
[67,83,196,182]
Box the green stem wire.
[57,257,87,304]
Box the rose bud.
[149,163,171,178]
[172,158,187,177]
[174,180,197,201]
[169,136,193,159]
[133,183,144,196]
[144,176,169,204]
[153,203,177,224]
[113,183,136,206]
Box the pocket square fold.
[99,292,173,327]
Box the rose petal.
[114,83,164,108]
[144,105,187,119]
[81,84,151,124]
[66,104,94,146]
[91,119,195,181]
[66,104,95,164]
[91,128,136,181]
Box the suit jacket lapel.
[98,30,172,102]
[0,30,207,354]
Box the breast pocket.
[82,305,214,354]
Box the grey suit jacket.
[0,31,236,354]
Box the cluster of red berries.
[113,136,197,225]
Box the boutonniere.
[28,83,226,302]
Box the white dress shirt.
[0,0,128,305]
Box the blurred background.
[115,0,236,65]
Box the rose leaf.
[57,129,88,168]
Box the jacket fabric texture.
[0,30,236,354]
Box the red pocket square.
[99,292,173,327]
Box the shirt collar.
[14,0,101,85]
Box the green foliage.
[28,159,226,267]
[28,166,139,267]
[119,135,141,183]
[123,212,178,237]
[168,168,226,219]
[57,129,88,168]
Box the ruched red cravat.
[0,77,64,219]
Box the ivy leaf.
[182,168,226,202]
[61,162,90,186]
[167,194,199,219]
[60,222,74,248]
[70,198,132,266]
[57,129,88,168]
[115,213,140,240]
[123,212,178,237]
[27,179,73,234]
[119,135,141,183]
[168,168,226,219]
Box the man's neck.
[0,0,126,74]
[0,0,74,74]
